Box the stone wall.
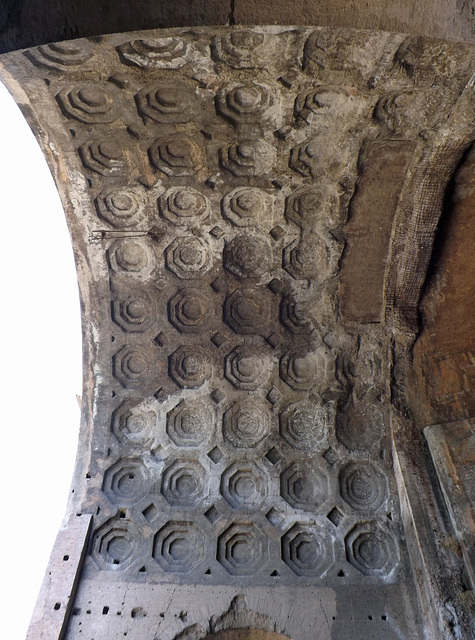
[1,0,475,53]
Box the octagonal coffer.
[153,521,205,573]
[217,523,268,575]
[220,461,267,509]
[281,523,334,576]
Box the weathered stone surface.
[2,24,475,640]
[3,0,475,54]
[425,420,475,591]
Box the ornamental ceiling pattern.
[4,25,475,640]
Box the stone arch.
[1,24,474,640]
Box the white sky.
[0,81,82,639]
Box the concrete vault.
[0,22,474,640]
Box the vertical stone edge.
[391,417,475,640]
[26,513,93,640]
[424,421,475,591]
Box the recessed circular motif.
[224,345,268,390]
[345,522,399,576]
[169,345,211,388]
[149,136,205,176]
[109,238,152,275]
[223,288,270,335]
[220,461,266,509]
[339,460,388,511]
[282,523,333,576]
[223,401,269,448]
[223,235,272,278]
[159,187,208,226]
[166,399,213,447]
[217,523,267,575]
[96,187,146,228]
[103,459,151,505]
[280,401,328,451]
[153,521,204,573]
[161,459,207,506]
[136,80,198,123]
[280,461,328,510]
[57,83,118,123]
[168,288,211,333]
[165,237,211,279]
[221,187,271,227]
[118,37,189,68]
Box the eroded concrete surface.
[0,25,474,640]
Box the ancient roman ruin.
[0,8,474,640]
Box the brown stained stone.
[424,420,475,591]
[3,0,475,53]
[340,141,415,323]
[3,25,475,640]
[410,144,475,425]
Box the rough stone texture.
[410,143,475,426]
[425,421,475,591]
[2,0,475,53]
[0,25,474,640]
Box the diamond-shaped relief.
[165,237,211,279]
[266,507,285,526]
[217,523,268,575]
[149,135,205,176]
[96,187,146,228]
[92,517,141,570]
[345,522,399,577]
[223,401,270,448]
[79,139,127,176]
[166,399,213,447]
[219,139,276,177]
[266,387,282,405]
[169,345,211,388]
[204,505,221,523]
[118,37,189,69]
[161,459,208,506]
[142,503,159,523]
[223,234,272,278]
[279,401,329,451]
[168,288,212,333]
[112,292,155,332]
[224,345,269,390]
[103,459,152,506]
[224,288,270,335]
[208,446,224,463]
[113,345,153,388]
[280,461,329,511]
[327,507,344,527]
[220,461,266,509]
[136,80,199,123]
[221,187,272,227]
[264,447,281,465]
[57,83,119,123]
[281,523,334,576]
[339,460,388,512]
[112,401,156,446]
[153,521,204,573]
[158,187,209,226]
